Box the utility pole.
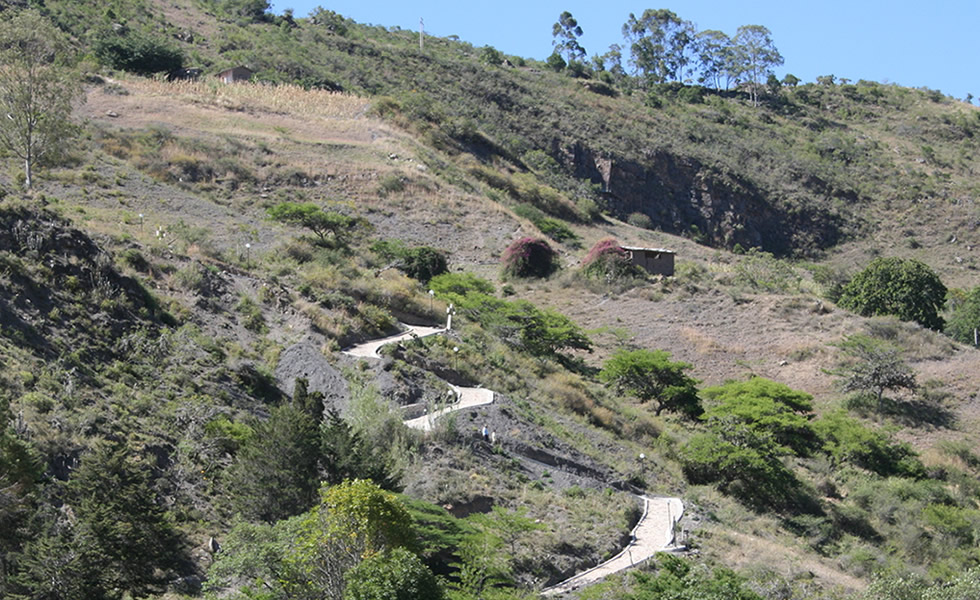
[419,18,424,51]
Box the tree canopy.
[838,257,947,330]
[552,11,586,63]
[267,201,357,247]
[599,348,701,417]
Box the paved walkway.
[403,384,495,431]
[343,325,685,595]
[342,324,446,359]
[542,496,684,596]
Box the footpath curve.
[342,323,685,595]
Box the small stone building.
[621,246,675,276]
[216,66,254,84]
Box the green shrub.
[838,257,947,330]
[626,212,653,229]
[428,272,495,298]
[93,30,184,75]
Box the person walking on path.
[491,430,497,444]
[481,425,489,441]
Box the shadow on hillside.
[846,394,956,429]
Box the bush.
[838,257,946,330]
[501,237,558,279]
[428,272,495,297]
[946,285,980,344]
[626,212,653,229]
[94,30,184,76]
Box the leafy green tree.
[0,10,83,189]
[480,46,504,66]
[838,257,947,330]
[599,348,701,417]
[226,404,320,522]
[372,240,448,283]
[344,547,445,600]
[732,25,783,106]
[834,334,917,412]
[0,392,41,596]
[284,480,419,599]
[452,507,543,599]
[552,11,586,63]
[622,9,695,83]
[545,51,567,72]
[267,201,357,247]
[945,285,980,344]
[216,0,271,21]
[629,554,764,600]
[681,378,817,509]
[694,30,737,90]
[701,377,817,455]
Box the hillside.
[2,3,980,600]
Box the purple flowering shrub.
[581,237,639,281]
[501,237,558,278]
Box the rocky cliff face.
[557,142,849,256]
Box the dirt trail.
[345,325,685,595]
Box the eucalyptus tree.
[552,11,586,63]
[732,24,783,105]
[622,9,696,84]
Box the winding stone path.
[342,323,685,595]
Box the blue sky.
[269,1,979,102]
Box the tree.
[945,285,980,344]
[267,201,357,247]
[834,334,917,412]
[694,30,737,90]
[23,442,184,599]
[226,404,320,522]
[552,11,586,63]
[0,10,83,189]
[681,378,817,510]
[344,547,444,600]
[321,409,401,490]
[700,377,817,456]
[732,25,783,106]
[622,9,695,84]
[284,480,419,599]
[0,392,40,596]
[599,348,701,417]
[838,257,947,330]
